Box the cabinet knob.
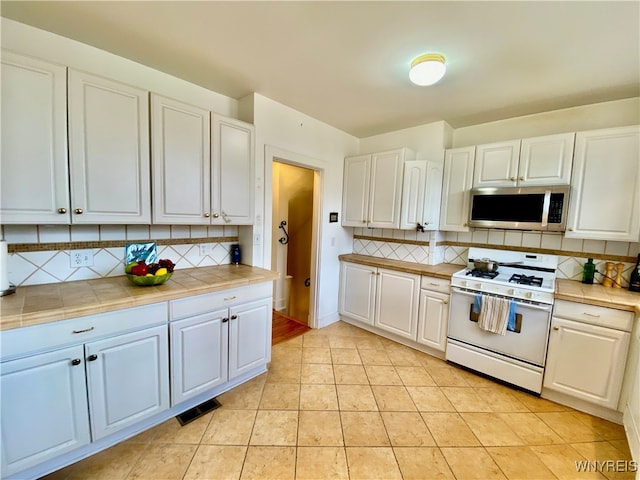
[230,314,238,320]
[362,220,366,224]
[567,227,573,232]
[222,317,229,323]
[443,300,449,305]
[204,212,210,218]
[71,358,81,366]
[510,177,516,181]
[58,207,67,214]
[213,213,220,218]
[74,208,83,214]
[553,326,559,331]
[424,221,429,225]
[87,354,98,361]
[519,176,525,181]
[463,222,468,227]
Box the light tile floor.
[43,321,634,480]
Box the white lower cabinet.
[417,277,450,352]
[169,283,272,406]
[543,301,632,409]
[1,346,90,477]
[0,303,169,478]
[85,326,169,440]
[170,310,229,405]
[338,262,376,325]
[374,268,420,340]
[339,261,420,342]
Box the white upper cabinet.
[566,126,640,241]
[473,133,575,187]
[68,70,151,224]
[400,160,443,230]
[211,114,255,225]
[519,133,574,185]
[439,146,475,232]
[0,51,70,224]
[473,140,521,187]
[151,94,211,224]
[341,154,371,227]
[342,148,413,229]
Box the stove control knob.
[460,280,467,287]
[525,291,533,299]
[475,282,482,290]
[508,288,515,295]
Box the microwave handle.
[540,190,551,228]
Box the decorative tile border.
[8,237,238,253]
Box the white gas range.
[446,247,559,394]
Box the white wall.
[248,94,359,327]
[453,97,640,147]
[1,18,237,116]
[359,120,452,161]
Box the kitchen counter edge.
[0,264,280,331]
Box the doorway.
[271,161,315,325]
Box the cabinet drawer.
[0,303,168,361]
[420,276,450,294]
[170,282,272,320]
[553,300,634,332]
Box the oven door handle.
[451,287,552,312]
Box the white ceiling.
[2,1,638,137]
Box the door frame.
[265,145,323,329]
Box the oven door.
[448,287,552,367]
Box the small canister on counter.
[230,244,241,265]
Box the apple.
[130,263,148,276]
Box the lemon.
[145,273,154,277]
[155,268,168,276]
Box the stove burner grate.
[466,269,499,279]
[509,273,543,287]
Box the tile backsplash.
[353,227,640,286]
[2,224,239,287]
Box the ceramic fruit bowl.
[126,272,173,286]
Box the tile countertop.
[0,264,280,331]
[340,253,640,315]
[338,253,463,279]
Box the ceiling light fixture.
[409,53,446,86]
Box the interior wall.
[251,94,359,327]
[452,97,640,147]
[358,120,451,161]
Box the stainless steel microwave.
[469,185,570,231]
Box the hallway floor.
[42,321,634,480]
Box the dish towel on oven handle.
[475,294,517,335]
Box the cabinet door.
[68,70,150,224]
[341,154,371,227]
[566,126,640,241]
[417,289,450,352]
[0,51,70,224]
[212,114,254,225]
[338,261,376,325]
[368,150,405,228]
[151,94,211,224]
[422,161,444,230]
[228,298,271,379]
[1,346,90,477]
[374,268,420,340]
[86,325,169,440]
[400,160,426,230]
[544,317,630,409]
[473,140,521,187]
[170,310,229,406]
[439,147,475,232]
[519,133,574,186]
